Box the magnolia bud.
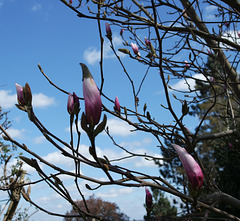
[80,63,102,126]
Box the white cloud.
[106,118,135,137]
[0,90,55,109]
[33,136,46,144]
[204,5,217,20]
[170,74,206,91]
[84,35,125,65]
[0,90,17,109]
[6,128,25,138]
[134,152,162,167]
[31,3,42,11]
[32,93,56,108]
[42,149,74,168]
[96,187,133,198]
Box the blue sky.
[0,1,226,220]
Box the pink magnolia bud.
[15,83,25,105]
[15,83,32,106]
[67,92,80,115]
[69,0,72,4]
[80,63,102,126]
[145,187,153,209]
[131,42,140,56]
[114,96,120,113]
[120,29,124,36]
[172,144,203,189]
[105,22,112,41]
[145,37,151,47]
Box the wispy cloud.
[31,3,42,12]
[106,118,135,137]
[97,187,133,198]
[0,2,3,8]
[170,74,206,91]
[83,35,125,65]
[33,136,46,144]
[204,5,217,20]
[66,118,135,137]
[6,128,25,139]
[0,90,56,109]
[32,93,56,108]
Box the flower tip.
[80,63,92,80]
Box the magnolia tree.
[1,0,240,220]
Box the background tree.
[144,188,177,221]
[190,55,240,217]
[0,106,34,220]
[64,195,129,221]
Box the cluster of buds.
[172,144,203,194]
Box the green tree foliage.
[144,188,177,220]
[0,106,32,221]
[64,195,129,221]
[190,55,240,216]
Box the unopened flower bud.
[114,96,120,113]
[80,63,102,126]
[172,144,204,190]
[15,83,32,106]
[131,42,140,57]
[145,187,153,209]
[105,22,112,41]
[67,92,80,115]
[120,29,124,36]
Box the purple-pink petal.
[114,96,120,113]
[172,144,203,189]
[15,83,25,105]
[145,187,153,208]
[83,77,102,125]
[67,93,74,114]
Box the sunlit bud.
[67,92,80,115]
[69,0,72,4]
[15,83,32,106]
[114,96,120,113]
[80,63,102,126]
[131,42,140,56]
[105,22,112,41]
[172,144,204,189]
[145,187,153,209]
[120,29,124,36]
[15,83,25,105]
